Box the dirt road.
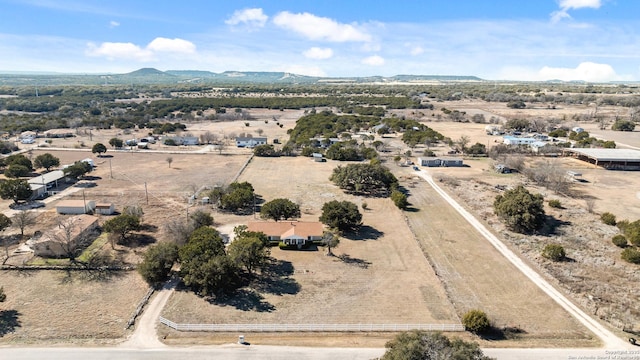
[416,169,631,350]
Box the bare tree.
[531,118,548,133]
[585,198,596,214]
[49,216,97,261]
[166,156,173,168]
[164,218,195,246]
[457,135,470,154]
[255,128,264,136]
[12,210,36,237]
[199,131,217,145]
[321,231,340,256]
[524,160,572,194]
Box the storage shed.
[56,200,96,214]
[95,202,115,215]
[440,158,464,167]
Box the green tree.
[33,153,60,171]
[189,210,214,229]
[179,227,238,295]
[5,154,33,171]
[542,244,566,262]
[138,242,179,286]
[91,143,107,156]
[462,309,491,334]
[391,189,409,210]
[220,182,255,213]
[0,286,5,302]
[109,137,124,148]
[466,142,487,156]
[4,164,31,178]
[260,198,301,222]
[0,179,33,203]
[381,330,493,360]
[63,161,92,180]
[253,144,278,157]
[102,214,141,245]
[505,117,529,130]
[493,185,545,233]
[330,163,398,196]
[612,119,635,132]
[320,200,362,232]
[612,235,627,248]
[227,231,270,275]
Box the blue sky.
[0,0,639,81]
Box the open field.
[396,166,597,347]
[0,270,148,345]
[160,156,460,340]
[2,94,640,348]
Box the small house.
[440,158,464,167]
[503,136,536,146]
[235,137,267,148]
[95,202,115,215]
[418,157,442,167]
[247,221,324,248]
[56,199,96,215]
[30,214,99,258]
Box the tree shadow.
[251,259,301,296]
[125,233,157,247]
[336,254,372,269]
[343,225,384,241]
[479,325,527,341]
[539,216,572,236]
[209,288,275,312]
[139,224,159,232]
[0,310,21,336]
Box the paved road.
[416,169,631,350]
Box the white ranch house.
[236,137,267,148]
[247,221,324,248]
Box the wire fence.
[159,317,464,332]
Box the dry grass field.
[0,270,148,345]
[160,157,460,339]
[2,96,639,347]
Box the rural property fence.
[159,317,465,332]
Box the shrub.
[612,235,628,248]
[462,309,491,334]
[600,212,617,226]
[621,247,640,264]
[548,199,563,209]
[391,189,409,210]
[493,185,546,234]
[617,219,630,232]
[542,244,565,262]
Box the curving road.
[416,169,631,350]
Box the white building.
[503,136,536,146]
[235,137,267,148]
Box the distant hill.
[0,68,486,86]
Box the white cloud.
[551,0,602,22]
[361,55,385,66]
[303,47,333,60]
[147,37,196,53]
[273,11,371,42]
[86,37,196,62]
[86,42,153,61]
[109,20,120,28]
[225,8,268,28]
[539,62,618,82]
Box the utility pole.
[109,159,113,179]
[144,182,149,205]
